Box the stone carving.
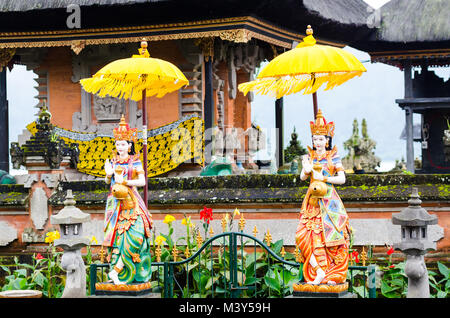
[41,173,62,188]
[93,95,126,122]
[22,227,45,243]
[10,142,24,169]
[342,118,380,172]
[60,250,87,297]
[0,221,18,246]
[30,187,48,230]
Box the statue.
[294,109,351,294]
[342,118,380,173]
[102,115,153,287]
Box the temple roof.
[0,0,167,11]
[375,0,450,43]
[0,0,373,49]
[350,0,450,67]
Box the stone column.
[403,61,415,173]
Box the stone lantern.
[391,187,438,298]
[50,190,91,298]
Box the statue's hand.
[312,170,324,181]
[115,173,124,184]
[302,155,312,173]
[104,159,114,176]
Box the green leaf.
[437,262,450,278]
[445,279,450,291]
[12,278,27,290]
[1,265,11,275]
[353,285,368,298]
[264,275,280,293]
[271,239,284,255]
[32,271,46,288]
[437,290,447,298]
[14,268,27,278]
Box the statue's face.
[115,140,131,156]
[312,135,327,151]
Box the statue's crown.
[113,115,138,142]
[310,109,335,137]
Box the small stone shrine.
[342,118,380,173]
[51,190,91,298]
[392,187,438,298]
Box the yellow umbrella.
[238,25,366,118]
[80,41,188,101]
[80,41,189,208]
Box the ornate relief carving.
[93,95,126,122]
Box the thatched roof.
[0,0,165,12]
[303,0,371,26]
[376,0,450,42]
[0,0,373,46]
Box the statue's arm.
[327,170,346,185]
[124,162,146,187]
[125,172,146,187]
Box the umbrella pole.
[312,92,318,119]
[142,90,148,210]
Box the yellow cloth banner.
[26,115,204,178]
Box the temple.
[0,0,448,268]
[0,0,373,176]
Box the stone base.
[94,282,153,297]
[292,282,350,298]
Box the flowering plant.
[199,206,213,240]
[1,230,64,298]
[199,206,213,224]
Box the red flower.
[351,250,359,263]
[389,264,395,268]
[35,253,44,260]
[387,246,395,256]
[200,206,213,224]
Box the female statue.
[295,109,351,286]
[103,115,153,285]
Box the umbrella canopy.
[80,41,189,101]
[238,26,366,99]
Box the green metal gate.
[90,231,376,298]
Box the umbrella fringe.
[80,75,188,101]
[238,71,363,97]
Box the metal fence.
[90,231,376,298]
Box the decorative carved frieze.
[93,95,126,122]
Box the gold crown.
[113,115,138,142]
[310,109,335,137]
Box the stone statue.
[342,118,380,172]
[102,115,153,288]
[60,250,86,298]
[293,109,351,294]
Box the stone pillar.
[403,61,415,173]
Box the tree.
[284,127,307,163]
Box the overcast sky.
[4,0,449,173]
